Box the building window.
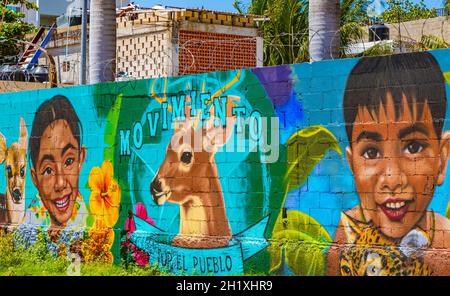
[62,61,71,72]
[6,5,21,13]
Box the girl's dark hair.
[29,95,82,168]
[343,52,447,144]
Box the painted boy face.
[31,119,86,227]
[346,93,450,238]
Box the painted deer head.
[150,102,236,248]
[151,111,236,206]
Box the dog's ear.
[0,132,6,164]
[19,117,28,151]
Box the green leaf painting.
[270,125,342,275]
[446,202,450,219]
[445,72,450,85]
[269,210,332,275]
[284,125,342,193]
[104,94,123,164]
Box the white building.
[44,6,263,85]
[8,0,130,27]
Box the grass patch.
[0,229,271,276]
[0,230,161,276]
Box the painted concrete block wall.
[1,49,450,276]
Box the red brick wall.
[178,30,257,75]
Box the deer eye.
[6,166,12,179]
[20,167,25,177]
[181,151,193,165]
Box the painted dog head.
[0,117,28,224]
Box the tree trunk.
[309,0,340,62]
[89,0,116,84]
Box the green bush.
[1,229,268,276]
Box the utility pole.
[80,0,88,85]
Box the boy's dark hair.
[343,52,447,144]
[30,95,82,168]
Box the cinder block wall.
[1,49,450,276]
[386,16,450,43]
[117,31,172,79]
[178,30,257,75]
[44,9,262,85]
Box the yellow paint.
[163,77,168,101]
[150,70,242,114]
[151,79,172,112]
[445,72,450,85]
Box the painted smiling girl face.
[30,119,86,227]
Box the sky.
[134,0,446,13]
[133,0,249,12]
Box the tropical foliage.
[417,35,450,50]
[0,0,37,62]
[269,210,332,275]
[234,0,450,65]
[234,0,375,65]
[0,230,161,275]
[268,126,342,275]
[355,34,450,58]
[381,0,438,23]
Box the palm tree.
[309,0,340,61]
[244,0,369,65]
[240,0,448,65]
[89,0,116,84]
[249,0,310,65]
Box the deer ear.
[202,96,237,152]
[19,117,28,150]
[204,115,236,149]
[172,115,187,132]
[173,120,181,131]
[341,212,363,245]
[192,110,202,131]
[220,116,237,147]
[0,132,6,164]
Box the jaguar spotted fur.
[339,213,431,276]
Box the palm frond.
[419,35,449,50]
[233,1,244,14]
[356,41,396,57]
[247,0,424,65]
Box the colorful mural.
[0,49,450,276]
